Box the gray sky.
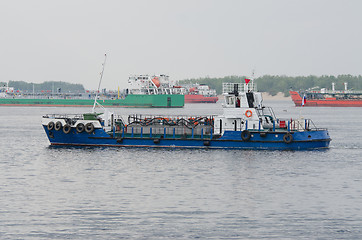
[1,0,362,90]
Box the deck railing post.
[287,121,290,132]
[173,128,175,138]
[201,128,204,139]
[164,127,166,139]
[258,119,261,131]
[122,127,125,138]
[150,127,152,138]
[273,120,275,132]
[245,120,248,130]
[192,128,194,139]
[131,127,134,137]
[141,127,143,138]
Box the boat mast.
[250,69,255,92]
[92,54,107,112]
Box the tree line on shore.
[1,80,84,93]
[3,75,362,96]
[179,75,362,96]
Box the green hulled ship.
[0,74,185,108]
[0,94,184,108]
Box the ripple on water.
[1,105,362,239]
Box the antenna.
[92,54,107,112]
[251,69,256,91]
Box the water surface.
[1,101,362,239]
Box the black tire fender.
[85,122,94,134]
[283,132,293,144]
[47,121,55,131]
[55,121,62,131]
[241,130,251,141]
[76,123,85,133]
[63,124,71,134]
[48,131,54,138]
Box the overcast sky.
[1,0,362,90]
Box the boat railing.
[308,89,362,94]
[43,113,85,120]
[126,114,215,128]
[121,125,213,136]
[244,118,325,132]
[115,125,214,139]
[222,82,257,94]
[288,118,327,131]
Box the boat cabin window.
[226,96,234,106]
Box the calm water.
[1,101,362,239]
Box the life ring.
[241,130,251,141]
[245,110,253,118]
[55,121,62,131]
[85,122,94,134]
[47,121,55,131]
[283,132,293,144]
[63,124,71,134]
[76,123,85,133]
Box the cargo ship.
[0,75,184,108]
[290,82,362,107]
[184,84,218,103]
[0,95,184,108]
[41,79,331,150]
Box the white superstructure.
[127,74,178,95]
[214,80,280,135]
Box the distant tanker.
[290,82,362,107]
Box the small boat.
[42,79,331,150]
[290,82,362,107]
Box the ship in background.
[184,84,219,103]
[290,82,362,107]
[0,74,184,108]
[128,75,219,103]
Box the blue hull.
[43,126,331,150]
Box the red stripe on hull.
[184,95,218,103]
